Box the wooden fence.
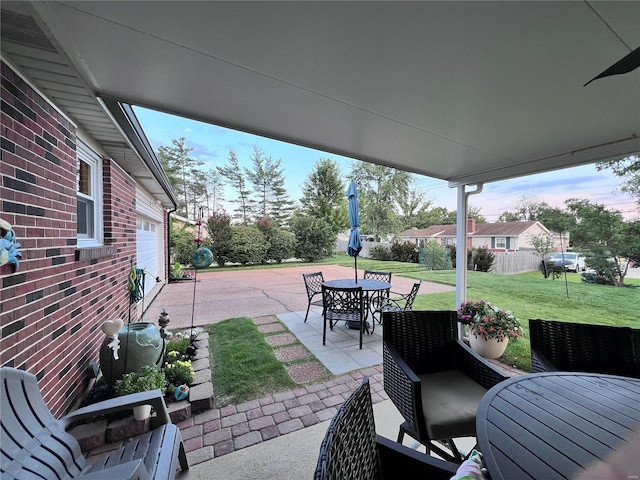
[490,250,541,275]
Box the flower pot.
[99,323,165,387]
[133,404,151,421]
[469,333,508,359]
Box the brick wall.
[1,61,139,417]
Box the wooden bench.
[1,366,189,479]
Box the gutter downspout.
[456,183,483,338]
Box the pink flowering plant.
[457,299,523,342]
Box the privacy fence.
[336,241,541,275]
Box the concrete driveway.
[143,265,454,330]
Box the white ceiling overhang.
[2,1,639,188]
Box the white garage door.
[136,217,159,299]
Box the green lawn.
[201,256,638,372]
[206,318,296,406]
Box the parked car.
[549,252,585,272]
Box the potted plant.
[457,300,523,359]
[114,365,167,420]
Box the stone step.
[68,419,108,452]
[189,381,214,412]
[167,400,191,424]
[106,414,151,443]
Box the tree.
[565,198,634,286]
[299,158,348,235]
[157,137,204,218]
[528,233,554,278]
[414,206,457,228]
[597,155,640,202]
[244,146,292,222]
[350,162,411,241]
[398,185,432,229]
[217,150,253,224]
[203,168,225,218]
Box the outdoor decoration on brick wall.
[0,218,22,273]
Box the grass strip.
[207,318,296,406]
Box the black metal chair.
[529,318,640,378]
[371,280,422,324]
[382,310,509,463]
[363,270,392,326]
[0,366,188,479]
[322,285,367,349]
[303,271,325,322]
[314,378,459,480]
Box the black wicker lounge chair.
[529,318,640,378]
[314,377,458,480]
[382,310,509,463]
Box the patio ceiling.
[2,1,639,187]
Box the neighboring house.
[401,219,551,252]
[1,53,176,416]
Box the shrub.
[473,246,495,272]
[170,220,197,266]
[164,357,195,387]
[390,241,418,263]
[266,229,295,263]
[227,226,268,265]
[206,210,233,267]
[290,213,335,262]
[419,240,453,270]
[369,245,392,261]
[166,337,190,355]
[115,365,166,396]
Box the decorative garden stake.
[101,318,124,360]
[158,308,170,338]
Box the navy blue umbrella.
[346,180,363,283]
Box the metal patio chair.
[303,271,325,322]
[370,280,422,324]
[322,284,367,349]
[529,318,640,378]
[382,310,509,463]
[0,366,188,479]
[314,377,458,480]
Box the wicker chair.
[382,310,509,463]
[314,378,458,480]
[529,318,640,378]
[370,280,422,324]
[303,271,325,322]
[322,285,367,349]
[0,366,188,479]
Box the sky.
[134,106,638,222]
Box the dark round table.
[323,279,391,329]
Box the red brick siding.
[1,61,139,417]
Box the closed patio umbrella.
[346,180,362,283]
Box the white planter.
[469,333,508,359]
[133,404,151,421]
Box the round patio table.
[323,279,391,330]
[476,371,640,480]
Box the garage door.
[136,217,159,299]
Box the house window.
[76,142,103,246]
[495,237,507,249]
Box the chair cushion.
[418,370,487,440]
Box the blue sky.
[134,107,637,222]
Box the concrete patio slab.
[144,265,454,330]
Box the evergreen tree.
[299,158,348,235]
[157,137,204,218]
[217,150,253,224]
[244,146,293,224]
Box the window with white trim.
[495,237,506,249]
[76,142,103,246]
